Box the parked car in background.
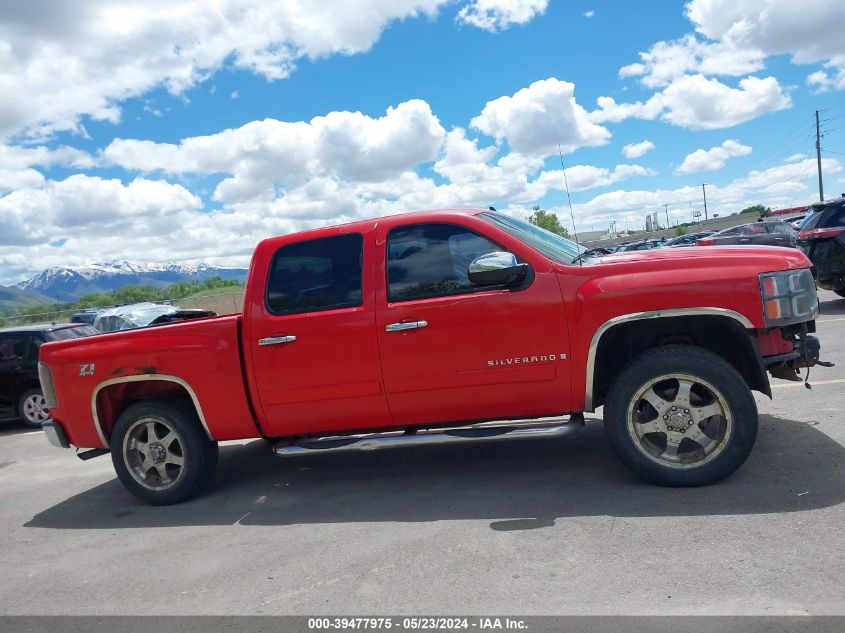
[70,308,100,325]
[614,238,666,252]
[697,221,798,248]
[0,323,98,427]
[662,231,715,248]
[93,302,216,333]
[798,197,845,297]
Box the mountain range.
[12,261,248,303]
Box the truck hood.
[584,245,811,271]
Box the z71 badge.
[78,363,96,377]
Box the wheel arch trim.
[91,374,213,448]
[584,308,756,412]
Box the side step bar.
[273,414,585,457]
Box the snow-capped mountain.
[15,261,248,302]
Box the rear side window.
[266,234,363,315]
[769,222,795,235]
[815,204,845,228]
[0,336,33,367]
[387,223,500,302]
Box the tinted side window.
[387,223,500,302]
[819,205,845,228]
[267,234,363,316]
[0,336,32,368]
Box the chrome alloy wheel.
[122,417,186,491]
[22,393,49,425]
[626,373,732,468]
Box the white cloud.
[558,157,840,233]
[584,10,595,18]
[0,144,94,194]
[621,0,845,92]
[470,78,611,156]
[0,0,550,140]
[622,140,655,159]
[618,33,765,89]
[535,164,654,193]
[104,99,447,202]
[591,74,790,130]
[457,0,548,31]
[675,139,752,175]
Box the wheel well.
[590,315,769,410]
[94,379,202,444]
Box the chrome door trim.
[583,308,755,412]
[258,335,297,346]
[385,321,428,332]
[91,374,213,448]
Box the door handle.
[258,335,297,346]
[385,320,428,332]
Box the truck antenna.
[558,144,582,264]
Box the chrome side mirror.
[468,251,529,286]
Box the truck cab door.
[243,229,391,437]
[374,220,571,427]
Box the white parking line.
[817,317,845,323]
[772,378,845,389]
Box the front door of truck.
[245,229,391,437]
[375,220,571,427]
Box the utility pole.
[816,110,825,202]
[701,183,709,221]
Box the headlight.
[38,362,58,409]
[759,269,818,327]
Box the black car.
[697,221,798,247]
[0,323,98,427]
[661,230,715,247]
[70,308,100,325]
[614,238,665,252]
[798,197,845,297]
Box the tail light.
[696,238,715,246]
[798,227,844,240]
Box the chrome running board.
[273,414,584,457]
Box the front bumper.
[43,420,70,449]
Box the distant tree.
[741,204,772,218]
[527,209,570,238]
[675,226,687,236]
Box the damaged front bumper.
[765,322,831,381]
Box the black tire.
[603,344,758,486]
[18,388,49,428]
[110,399,218,505]
[835,288,845,298]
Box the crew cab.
[38,210,825,504]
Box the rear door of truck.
[243,225,391,437]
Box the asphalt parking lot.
[1,291,843,616]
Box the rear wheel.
[111,399,218,505]
[18,389,49,428]
[603,345,757,486]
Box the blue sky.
[1,0,844,283]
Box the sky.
[1,0,845,284]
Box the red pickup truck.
[39,210,824,505]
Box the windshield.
[480,212,586,265]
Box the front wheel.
[603,345,758,486]
[111,399,218,505]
